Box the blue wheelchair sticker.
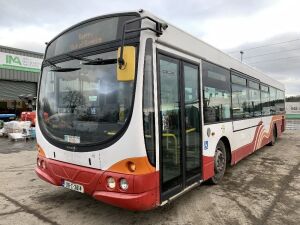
[204,141,208,150]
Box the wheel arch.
[219,136,232,165]
[273,123,278,138]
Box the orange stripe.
[257,127,265,149]
[107,157,155,175]
[37,144,46,157]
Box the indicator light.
[127,161,136,172]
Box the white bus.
[35,10,286,210]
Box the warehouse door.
[0,80,37,100]
[0,80,37,114]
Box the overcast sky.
[0,0,299,96]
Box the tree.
[286,95,300,102]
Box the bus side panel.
[202,115,285,180]
[258,115,285,149]
[202,122,233,181]
[231,115,285,164]
[231,122,263,164]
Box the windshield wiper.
[66,54,117,65]
[83,58,117,65]
[44,60,81,72]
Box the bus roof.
[140,10,285,91]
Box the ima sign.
[6,55,22,65]
[0,52,42,73]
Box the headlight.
[120,178,128,190]
[107,177,116,189]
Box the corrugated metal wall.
[0,45,43,82]
[0,69,40,82]
[0,80,37,100]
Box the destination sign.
[46,17,119,58]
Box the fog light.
[120,178,128,190]
[107,177,116,189]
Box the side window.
[276,89,285,114]
[184,65,198,103]
[202,61,231,123]
[248,81,261,117]
[231,74,248,119]
[269,87,276,115]
[261,85,270,115]
[143,39,155,165]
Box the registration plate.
[63,180,84,193]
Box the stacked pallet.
[0,121,34,141]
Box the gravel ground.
[0,131,299,225]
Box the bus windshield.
[38,50,135,145]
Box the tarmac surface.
[0,131,299,225]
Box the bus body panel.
[202,121,232,180]
[202,115,285,175]
[36,34,153,172]
[35,10,286,210]
[35,29,161,210]
[35,157,159,210]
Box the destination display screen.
[46,15,139,59]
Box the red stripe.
[202,155,214,181]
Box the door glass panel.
[159,55,182,192]
[183,64,201,179]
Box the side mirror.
[117,46,136,81]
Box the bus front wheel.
[209,141,227,185]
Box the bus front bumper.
[35,157,159,211]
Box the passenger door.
[157,53,202,201]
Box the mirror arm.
[118,16,168,69]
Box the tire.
[268,125,277,146]
[208,141,227,185]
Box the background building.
[286,102,300,113]
[285,101,300,119]
[285,101,300,130]
[0,45,43,116]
